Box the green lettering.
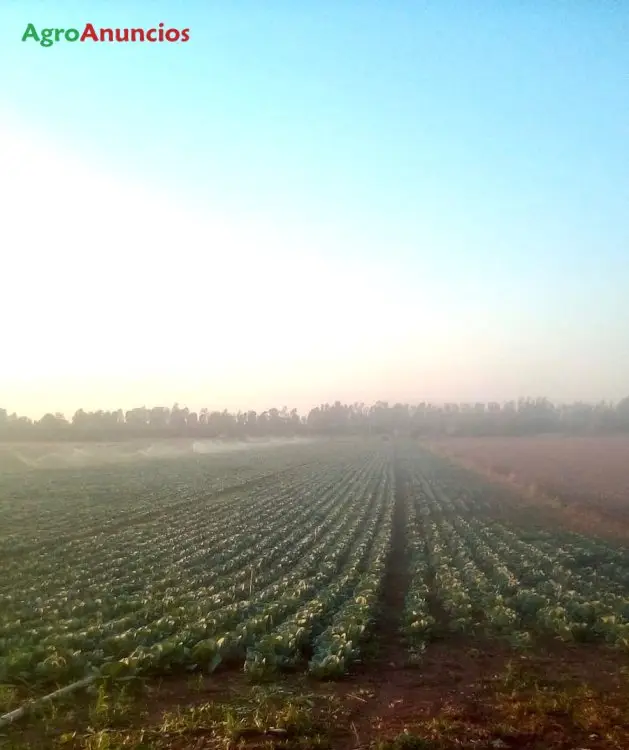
[21,23,40,43]
[65,28,80,42]
[40,28,54,47]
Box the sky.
[0,1,628,418]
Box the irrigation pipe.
[0,675,97,729]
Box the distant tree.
[617,396,629,429]
[149,406,170,430]
[1,395,629,442]
[125,407,150,431]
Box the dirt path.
[371,463,412,669]
[341,461,418,746]
[339,464,502,747]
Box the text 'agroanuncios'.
[22,22,190,47]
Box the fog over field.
[0,437,316,472]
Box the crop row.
[398,449,629,652]
[0,444,394,685]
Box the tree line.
[1,397,629,441]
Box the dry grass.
[426,434,629,539]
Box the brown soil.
[426,435,629,540]
[60,640,626,750]
[336,638,629,748]
[366,464,413,669]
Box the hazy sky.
[1,2,628,418]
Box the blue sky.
[1,2,628,416]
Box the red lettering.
[80,24,189,44]
[80,23,99,42]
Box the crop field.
[2,439,629,749]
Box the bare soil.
[427,434,629,539]
[11,640,626,749]
[365,464,412,669]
